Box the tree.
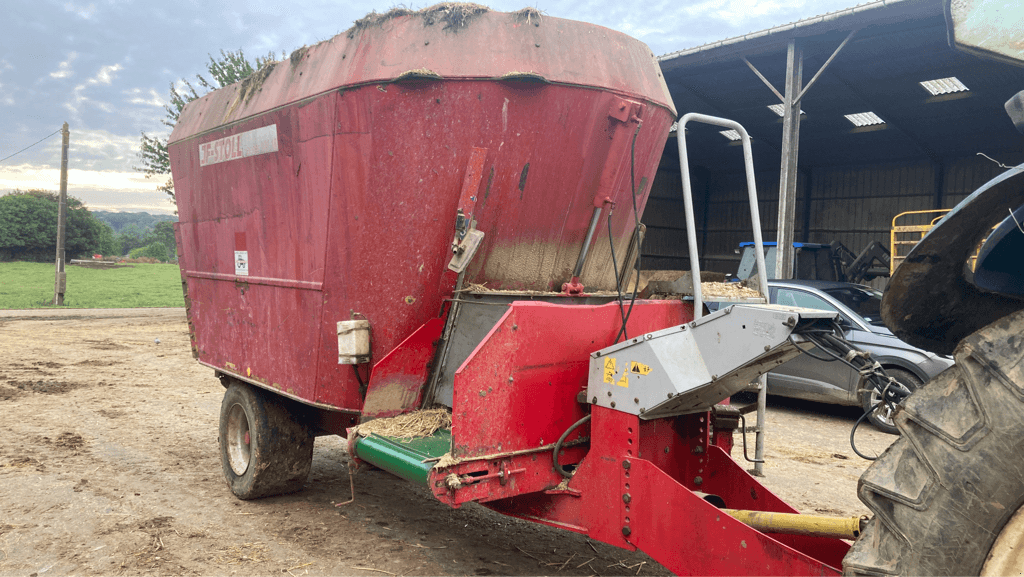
[136,49,280,205]
[147,221,177,253]
[0,190,116,261]
[115,223,149,256]
[129,242,169,262]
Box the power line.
[0,129,62,164]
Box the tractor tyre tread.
[844,309,1024,575]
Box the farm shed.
[643,0,1024,282]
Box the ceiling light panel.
[920,76,969,95]
[845,112,885,127]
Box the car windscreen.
[823,286,885,327]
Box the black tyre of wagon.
[219,380,314,500]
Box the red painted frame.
[429,300,849,575]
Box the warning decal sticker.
[630,361,652,375]
[603,357,617,384]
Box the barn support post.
[744,32,855,279]
[776,40,804,280]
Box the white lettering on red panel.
[199,125,278,167]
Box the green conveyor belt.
[353,429,452,485]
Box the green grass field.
[0,262,185,309]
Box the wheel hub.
[226,403,251,476]
[868,388,896,428]
[982,502,1024,575]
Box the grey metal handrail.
[675,113,769,318]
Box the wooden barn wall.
[640,151,1019,285]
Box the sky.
[1,0,868,215]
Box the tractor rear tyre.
[219,380,314,500]
[844,309,1024,575]
[861,368,920,435]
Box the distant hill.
[92,211,178,233]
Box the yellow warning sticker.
[616,372,629,388]
[630,361,652,375]
[603,357,617,384]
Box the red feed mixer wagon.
[169,5,867,574]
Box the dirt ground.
[0,308,896,576]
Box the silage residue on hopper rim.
[701,281,762,299]
[347,3,492,37]
[355,408,452,439]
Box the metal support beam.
[742,57,785,102]
[797,31,857,102]
[775,40,803,280]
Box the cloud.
[63,1,98,20]
[124,87,164,108]
[0,59,14,106]
[0,163,157,192]
[65,62,125,119]
[50,52,79,79]
[93,63,122,85]
[0,163,173,214]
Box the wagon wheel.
[219,380,314,499]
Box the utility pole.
[54,122,69,306]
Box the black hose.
[607,211,628,339]
[850,406,879,461]
[793,321,907,458]
[553,414,592,478]
[615,120,644,343]
[789,333,839,363]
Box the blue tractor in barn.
[841,3,1024,573]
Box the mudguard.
[882,164,1024,355]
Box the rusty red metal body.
[169,9,674,414]
[170,8,851,575]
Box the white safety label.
[200,125,278,167]
[234,251,249,276]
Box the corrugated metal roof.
[656,0,1024,172]
[659,0,937,62]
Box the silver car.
[763,279,953,434]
